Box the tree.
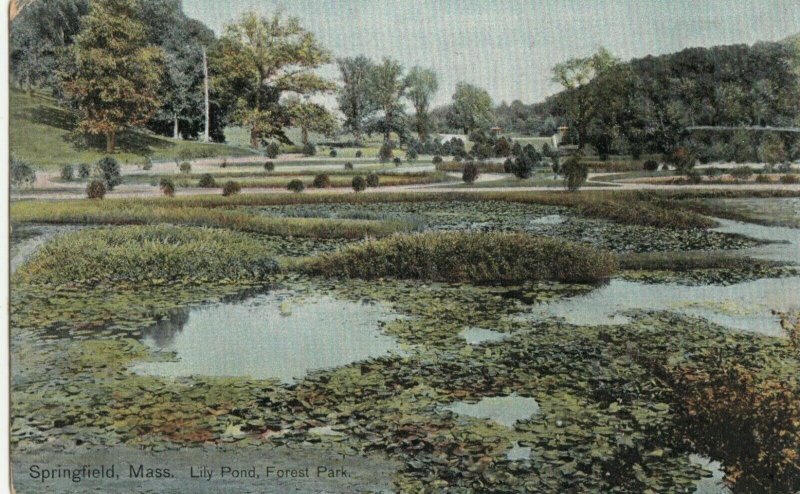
[448,83,493,134]
[406,67,438,140]
[367,58,407,143]
[337,56,375,144]
[62,0,164,153]
[552,47,619,149]
[758,134,787,171]
[287,99,338,145]
[211,12,333,148]
[561,155,588,191]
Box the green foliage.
[344,161,354,170]
[337,56,376,143]
[432,155,443,165]
[10,157,36,189]
[264,161,275,172]
[266,142,281,158]
[95,156,122,190]
[704,167,721,177]
[86,180,106,199]
[755,174,772,183]
[686,170,703,184]
[179,162,192,174]
[393,157,402,166]
[15,225,278,286]
[302,142,317,156]
[406,147,418,162]
[366,58,407,142]
[355,150,363,158]
[198,174,216,188]
[780,174,798,184]
[352,175,367,192]
[312,174,332,188]
[308,231,617,283]
[758,134,787,168]
[643,160,659,171]
[366,173,380,187]
[287,179,306,193]
[78,163,91,179]
[329,149,337,158]
[379,142,393,162]
[462,162,480,184]
[220,158,228,168]
[60,164,74,181]
[222,181,242,196]
[730,166,753,181]
[159,178,175,197]
[448,82,493,134]
[561,156,589,191]
[406,66,439,139]
[142,157,153,171]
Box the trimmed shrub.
[159,178,176,197]
[731,166,753,181]
[561,156,588,191]
[266,142,281,158]
[312,174,331,188]
[179,162,192,174]
[329,149,338,158]
[462,162,480,184]
[344,161,354,170]
[393,157,402,166]
[60,164,74,181]
[780,174,798,184]
[302,142,317,156]
[222,181,241,196]
[264,161,275,172]
[307,232,618,284]
[643,160,659,171]
[355,150,363,158]
[504,158,514,173]
[86,180,106,199]
[95,156,122,190]
[432,155,443,165]
[379,142,393,162]
[454,155,463,163]
[142,157,153,171]
[366,173,380,187]
[406,147,418,162]
[78,163,91,179]
[287,179,305,193]
[352,175,367,192]
[198,173,217,188]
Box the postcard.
[6,0,800,492]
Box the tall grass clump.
[15,225,279,286]
[307,231,617,283]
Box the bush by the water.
[462,162,479,184]
[308,231,617,283]
[312,174,331,188]
[15,225,279,286]
[562,156,589,191]
[159,178,176,197]
[95,156,122,190]
[86,180,106,199]
[179,162,192,174]
[264,161,275,172]
[198,173,217,188]
[366,173,380,187]
[287,179,305,193]
[60,164,74,181]
[352,175,366,192]
[222,181,241,196]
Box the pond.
[443,395,541,427]
[132,291,402,382]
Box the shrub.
[264,161,275,172]
[176,148,194,163]
[730,166,753,181]
[220,158,228,168]
[86,180,106,199]
[670,147,696,172]
[344,161,354,170]
[307,231,618,284]
[329,149,337,158]
[454,155,463,163]
[142,157,153,171]
[78,163,91,179]
[407,147,418,162]
[366,173,380,187]
[509,157,533,179]
[302,142,317,156]
[661,164,670,171]
[60,164,74,181]
[379,142,393,162]
[704,167,721,177]
[159,178,176,197]
[503,158,514,173]
[352,175,366,192]
[198,173,217,188]
[755,174,771,183]
[643,160,659,171]
[312,174,331,188]
[355,150,363,158]
[393,157,402,166]
[266,142,281,158]
[287,179,305,193]
[780,174,798,184]
[561,156,588,191]
[686,170,703,184]
[179,162,192,174]
[222,181,242,196]
[432,155,443,165]
[95,156,122,190]
[462,162,480,184]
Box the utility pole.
[203,46,210,143]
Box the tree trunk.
[301,127,309,145]
[384,111,392,143]
[173,114,180,140]
[106,131,116,153]
[202,47,210,143]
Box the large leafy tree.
[10,0,89,96]
[62,0,164,153]
[211,12,333,148]
[367,58,407,143]
[448,82,493,134]
[405,67,438,140]
[286,98,338,145]
[337,56,376,144]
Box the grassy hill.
[10,89,254,170]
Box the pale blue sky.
[183,0,800,106]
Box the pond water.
[132,292,401,383]
[459,327,509,345]
[444,395,540,427]
[690,454,730,494]
[528,218,800,336]
[506,442,532,461]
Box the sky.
[182,0,800,107]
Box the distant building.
[552,126,569,148]
[490,126,504,136]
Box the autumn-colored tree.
[211,12,333,148]
[62,0,164,153]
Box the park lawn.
[9,89,253,170]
